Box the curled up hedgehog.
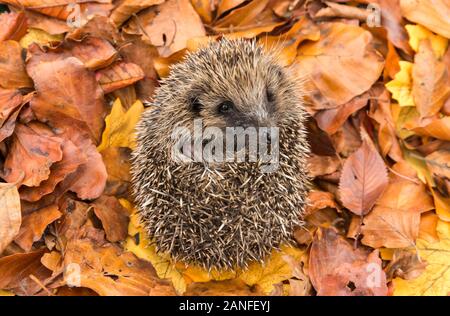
[131,38,310,270]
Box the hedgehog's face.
[172,40,299,131]
[184,65,292,132]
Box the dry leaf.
[400,0,450,38]
[309,228,388,296]
[338,131,388,216]
[0,182,21,254]
[296,22,385,109]
[14,205,62,252]
[0,40,33,89]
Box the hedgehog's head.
[161,39,303,131]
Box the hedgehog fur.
[131,38,310,270]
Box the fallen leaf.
[124,0,206,57]
[27,44,107,143]
[0,182,21,254]
[296,22,385,109]
[19,27,63,48]
[0,40,33,89]
[0,249,51,295]
[0,11,28,41]
[386,61,415,107]
[393,220,450,295]
[3,123,63,187]
[405,24,448,58]
[385,249,428,281]
[110,0,165,26]
[400,0,450,38]
[97,61,145,94]
[14,205,62,252]
[92,195,129,242]
[309,228,388,296]
[97,99,145,151]
[338,131,389,216]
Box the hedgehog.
[131,38,310,270]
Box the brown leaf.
[338,131,388,216]
[309,228,388,296]
[119,35,159,103]
[307,154,341,177]
[0,249,52,295]
[100,146,131,197]
[58,36,118,70]
[315,91,370,135]
[66,16,120,43]
[14,205,62,252]
[419,211,440,243]
[426,150,450,197]
[110,0,165,26]
[385,250,427,281]
[0,11,28,41]
[97,61,145,94]
[92,195,130,242]
[360,162,435,248]
[400,0,450,38]
[0,183,21,254]
[27,44,107,143]
[296,22,385,110]
[3,123,64,187]
[361,206,420,248]
[58,132,107,200]
[124,0,206,57]
[62,236,176,296]
[0,40,33,89]
[0,88,23,127]
[413,40,450,119]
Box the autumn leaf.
[97,61,145,94]
[309,228,388,296]
[393,220,450,295]
[0,11,27,41]
[14,205,62,252]
[296,22,384,109]
[97,99,144,152]
[386,61,415,107]
[3,123,63,187]
[0,182,21,254]
[124,0,206,57]
[0,40,33,89]
[400,0,450,38]
[338,131,389,216]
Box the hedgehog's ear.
[188,96,203,114]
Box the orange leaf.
[14,205,62,252]
[3,123,63,187]
[0,40,33,89]
[97,61,145,94]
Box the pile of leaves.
[0,0,449,296]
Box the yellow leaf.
[386,61,415,107]
[393,221,450,296]
[405,24,448,58]
[19,28,63,49]
[238,246,305,294]
[0,290,14,296]
[97,99,144,152]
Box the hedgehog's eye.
[189,97,203,113]
[218,101,234,114]
[266,88,275,103]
